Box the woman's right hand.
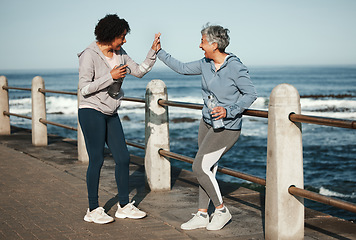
[110,64,128,80]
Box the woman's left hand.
[211,106,226,120]
[151,33,161,52]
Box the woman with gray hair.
[154,24,257,230]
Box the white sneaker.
[181,211,209,230]
[206,206,232,230]
[115,201,146,219]
[84,207,114,224]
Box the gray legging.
[192,119,241,209]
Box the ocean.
[1,66,356,221]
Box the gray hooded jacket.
[78,41,156,115]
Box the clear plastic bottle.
[207,95,225,129]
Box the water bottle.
[108,79,123,98]
[207,95,225,129]
[108,64,130,98]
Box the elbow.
[253,93,258,102]
[249,89,258,102]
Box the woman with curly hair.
[78,14,160,224]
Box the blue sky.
[0,0,355,70]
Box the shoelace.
[190,212,207,218]
[211,211,223,218]
[96,207,107,216]
[186,213,200,223]
[126,201,139,212]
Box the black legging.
[78,108,130,210]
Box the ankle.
[197,211,208,215]
[215,204,224,210]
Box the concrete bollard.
[265,84,304,239]
[145,80,171,191]
[77,90,89,162]
[0,76,10,135]
[31,76,48,146]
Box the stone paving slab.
[0,126,355,239]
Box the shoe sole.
[181,225,208,230]
[84,216,115,224]
[206,216,232,231]
[115,213,146,219]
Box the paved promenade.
[0,127,355,239]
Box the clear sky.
[0,0,355,70]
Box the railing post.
[77,90,89,162]
[145,80,170,191]
[31,76,47,146]
[0,76,10,135]
[265,84,304,239]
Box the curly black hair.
[94,14,131,44]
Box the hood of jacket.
[78,42,125,69]
[206,53,242,72]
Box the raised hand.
[151,32,161,52]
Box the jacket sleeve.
[157,49,202,75]
[78,50,114,96]
[225,65,257,118]
[123,48,156,78]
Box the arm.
[78,50,114,96]
[121,33,161,78]
[123,48,157,78]
[157,49,202,75]
[225,65,257,118]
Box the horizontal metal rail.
[289,186,356,214]
[159,99,355,129]
[4,87,353,129]
[38,88,77,96]
[158,149,266,186]
[122,97,145,103]
[244,109,268,118]
[3,111,32,120]
[126,140,145,150]
[158,99,203,110]
[290,113,356,129]
[158,99,269,119]
[2,95,145,133]
[39,118,77,131]
[2,86,31,91]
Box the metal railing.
[1,76,355,218]
[158,98,356,214]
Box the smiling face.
[199,35,216,59]
[110,29,127,51]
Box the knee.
[192,161,204,177]
[115,152,130,166]
[87,151,104,167]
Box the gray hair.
[201,24,230,52]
